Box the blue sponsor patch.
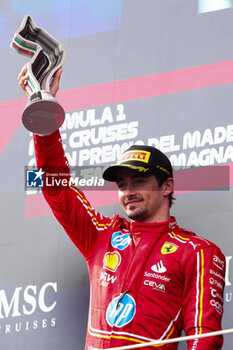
[111,231,132,250]
[106,294,136,327]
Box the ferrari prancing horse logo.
[161,242,179,255]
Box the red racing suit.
[34,130,225,350]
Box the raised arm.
[19,66,112,258]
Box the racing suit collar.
[130,216,177,234]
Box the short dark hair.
[154,173,175,208]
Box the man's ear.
[162,177,174,197]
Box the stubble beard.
[127,207,149,222]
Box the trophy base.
[22,91,65,135]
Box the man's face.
[116,168,172,223]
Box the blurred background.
[0,0,233,348]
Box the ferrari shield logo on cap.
[161,242,179,255]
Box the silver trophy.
[11,15,66,135]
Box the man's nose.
[124,183,137,196]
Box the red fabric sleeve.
[182,246,225,350]
[33,130,112,258]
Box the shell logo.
[103,251,121,272]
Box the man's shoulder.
[173,225,221,251]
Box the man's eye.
[117,182,125,190]
[135,179,145,184]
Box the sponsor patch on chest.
[161,242,179,255]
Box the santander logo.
[151,260,167,274]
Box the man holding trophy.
[15,15,225,350]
